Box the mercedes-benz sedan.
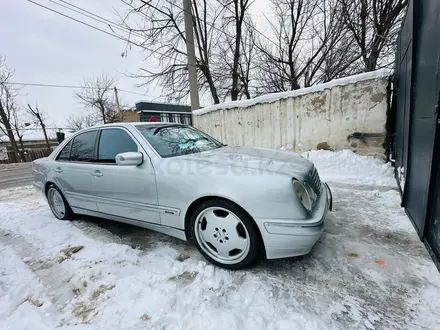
[32,123,332,269]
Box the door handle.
[54,167,63,173]
[92,170,103,178]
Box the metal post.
[182,0,200,111]
[114,87,121,121]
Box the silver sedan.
[32,123,332,269]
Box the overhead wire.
[26,0,191,66]
[26,0,276,101]
[49,0,150,44]
[7,81,155,97]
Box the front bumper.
[256,182,332,259]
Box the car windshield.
[135,124,224,158]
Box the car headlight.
[292,179,312,212]
[304,183,317,202]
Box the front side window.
[70,130,98,162]
[98,129,138,163]
[135,124,223,158]
[56,140,72,161]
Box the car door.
[87,127,160,224]
[52,130,98,211]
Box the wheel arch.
[45,181,55,195]
[184,196,266,257]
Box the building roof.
[135,101,191,113]
[0,128,74,143]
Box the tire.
[190,199,261,270]
[46,184,73,220]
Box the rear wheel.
[47,184,73,220]
[190,199,261,270]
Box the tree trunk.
[231,2,246,101]
[18,137,26,161]
[98,101,107,124]
[0,100,21,162]
[203,66,220,104]
[40,122,51,152]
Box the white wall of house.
[193,70,391,158]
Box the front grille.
[310,166,322,194]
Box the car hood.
[177,146,313,177]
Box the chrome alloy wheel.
[194,207,251,264]
[48,187,66,219]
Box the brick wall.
[120,111,139,122]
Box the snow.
[0,244,59,329]
[193,69,392,116]
[302,149,395,187]
[1,150,440,330]
[0,193,330,329]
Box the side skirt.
[71,207,187,241]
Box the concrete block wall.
[192,70,391,159]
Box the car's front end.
[166,144,332,261]
[253,167,332,259]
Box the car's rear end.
[32,157,49,194]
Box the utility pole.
[182,0,200,110]
[114,87,121,121]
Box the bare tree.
[215,15,256,100]
[254,0,347,94]
[27,104,51,152]
[213,0,255,101]
[120,0,224,104]
[0,56,21,162]
[75,75,118,124]
[340,0,408,72]
[192,0,224,103]
[66,114,96,131]
[11,108,28,160]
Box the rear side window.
[56,140,72,161]
[70,130,98,162]
[98,129,138,163]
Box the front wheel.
[47,184,73,220]
[190,199,261,270]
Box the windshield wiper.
[152,125,181,135]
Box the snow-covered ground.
[1,150,439,330]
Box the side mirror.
[115,152,143,166]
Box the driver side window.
[97,129,138,163]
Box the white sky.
[1,0,271,127]
[1,0,163,127]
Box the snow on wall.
[193,70,392,158]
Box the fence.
[0,148,53,164]
[193,70,392,159]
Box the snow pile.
[0,191,328,330]
[0,245,59,329]
[1,170,440,329]
[302,149,395,187]
[193,69,392,116]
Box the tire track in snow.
[0,231,80,317]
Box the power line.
[26,0,190,65]
[47,0,133,36]
[8,81,154,97]
[49,0,149,43]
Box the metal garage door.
[394,0,440,261]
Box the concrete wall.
[193,71,391,158]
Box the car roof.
[94,122,185,128]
